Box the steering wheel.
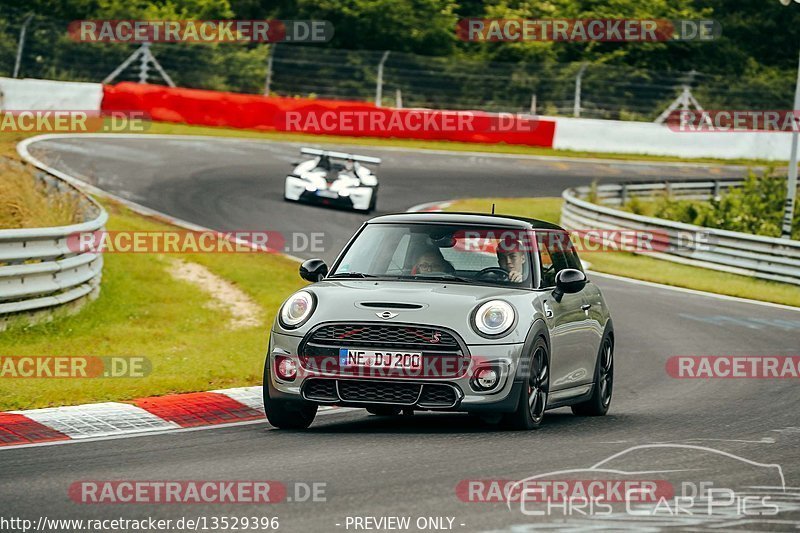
[476,266,509,281]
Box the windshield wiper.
[397,274,472,283]
[328,272,378,278]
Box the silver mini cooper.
[263,212,614,430]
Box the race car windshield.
[330,223,534,287]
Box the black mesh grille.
[303,379,337,401]
[310,324,459,349]
[338,380,420,404]
[419,384,458,407]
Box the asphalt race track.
[4,135,800,531]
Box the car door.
[537,231,595,392]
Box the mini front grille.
[418,384,458,407]
[303,379,337,401]
[309,324,460,350]
[337,380,421,404]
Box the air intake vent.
[360,302,424,309]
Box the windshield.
[330,223,536,288]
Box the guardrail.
[561,179,800,286]
[0,167,107,326]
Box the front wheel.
[262,365,317,429]
[502,338,549,430]
[571,333,613,416]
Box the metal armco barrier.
[561,179,800,285]
[0,170,107,322]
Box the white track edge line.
[0,407,355,452]
[17,132,752,170]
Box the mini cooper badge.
[376,311,398,320]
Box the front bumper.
[266,330,525,413]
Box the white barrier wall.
[0,78,103,111]
[551,116,794,161]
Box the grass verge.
[445,197,800,308]
[0,198,304,411]
[0,159,80,229]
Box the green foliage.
[652,171,800,240]
[625,195,647,216]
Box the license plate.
[316,190,339,198]
[339,349,422,370]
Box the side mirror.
[300,259,328,282]
[552,268,587,302]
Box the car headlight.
[279,290,316,329]
[472,300,515,337]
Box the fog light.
[475,368,498,389]
[276,356,297,381]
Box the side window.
[536,230,572,287]
[564,245,583,272]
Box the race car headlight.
[472,300,515,337]
[279,290,316,329]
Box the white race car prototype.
[284,148,381,212]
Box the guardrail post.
[13,13,33,78]
[573,63,588,118]
[620,184,628,205]
[665,181,672,198]
[375,51,390,107]
[713,180,721,200]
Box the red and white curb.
[0,386,335,450]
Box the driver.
[496,238,527,283]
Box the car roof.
[366,211,565,230]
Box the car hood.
[274,280,544,345]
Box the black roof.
[367,211,564,230]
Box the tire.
[571,333,614,417]
[501,337,549,430]
[262,363,317,429]
[368,190,378,212]
[367,406,401,416]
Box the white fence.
[0,170,107,323]
[0,77,103,110]
[561,179,800,285]
[551,116,796,161]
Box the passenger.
[411,248,454,275]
